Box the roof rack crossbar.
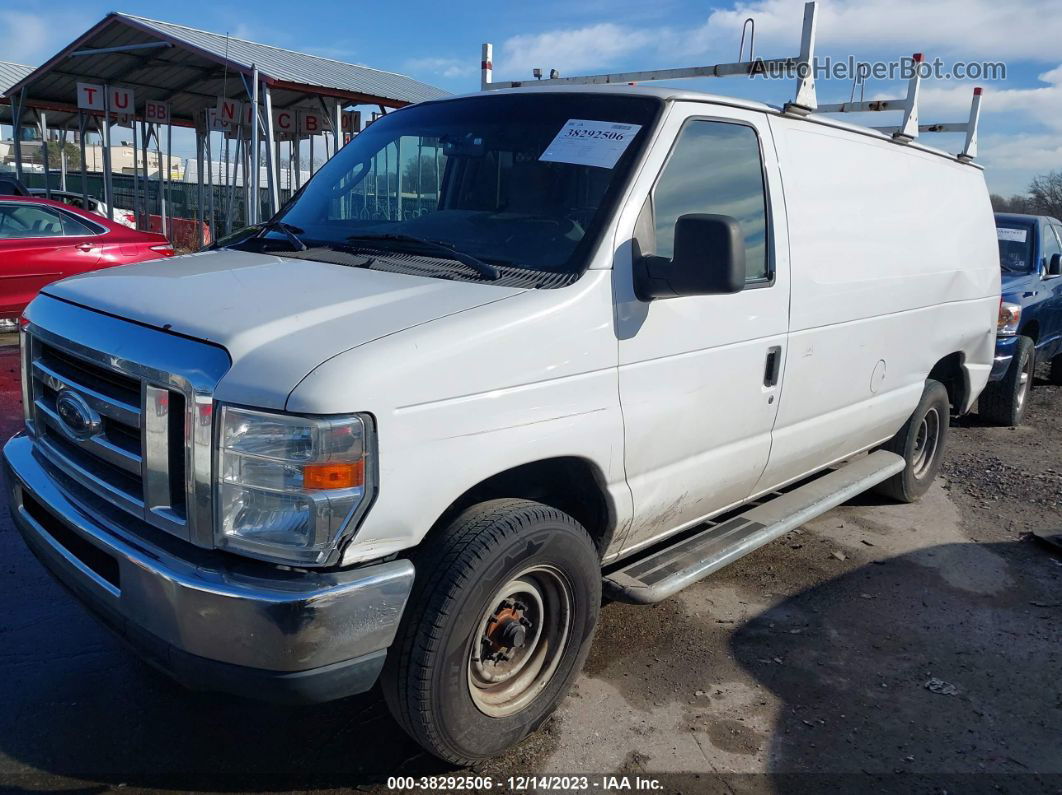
[479,1,820,113]
[814,53,923,142]
[869,87,983,161]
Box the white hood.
[44,249,524,409]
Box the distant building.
[183,160,310,190]
[0,137,183,180]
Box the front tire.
[874,379,950,503]
[381,499,601,765]
[979,336,1035,426]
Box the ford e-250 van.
[4,83,999,763]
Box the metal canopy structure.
[1,13,447,242]
[4,13,448,129]
[0,61,35,126]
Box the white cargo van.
[4,73,999,761]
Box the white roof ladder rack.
[814,53,926,142]
[872,86,984,162]
[814,54,984,161]
[480,1,820,114]
[479,1,983,163]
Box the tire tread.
[382,499,597,765]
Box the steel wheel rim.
[1017,354,1033,410]
[468,564,573,718]
[911,406,940,479]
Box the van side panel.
[756,118,999,492]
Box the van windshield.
[996,224,1034,273]
[266,93,662,287]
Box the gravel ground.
[0,345,1059,793]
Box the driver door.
[613,105,791,554]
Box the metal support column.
[59,128,68,192]
[132,122,142,226]
[11,89,26,183]
[262,82,280,216]
[143,121,154,224]
[162,121,171,238]
[293,136,302,189]
[101,87,114,219]
[78,112,88,210]
[226,133,242,236]
[38,111,51,198]
[333,98,342,154]
[206,132,215,239]
[195,129,205,245]
[250,66,260,225]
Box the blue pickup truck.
[980,213,1062,425]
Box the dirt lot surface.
[0,343,1059,793]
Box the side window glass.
[0,205,65,238]
[59,211,97,237]
[1042,224,1062,269]
[652,120,769,282]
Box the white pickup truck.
[4,83,999,763]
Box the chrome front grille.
[23,295,231,547]
[33,342,148,505]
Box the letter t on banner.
[76,83,104,111]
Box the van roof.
[432,84,984,169]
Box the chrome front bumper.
[3,433,415,703]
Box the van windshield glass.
[268,93,661,287]
[996,224,1034,272]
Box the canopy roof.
[2,12,448,129]
[0,62,35,125]
[0,61,34,94]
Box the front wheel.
[874,379,950,503]
[979,336,1035,426]
[381,499,600,765]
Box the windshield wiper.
[260,221,308,251]
[344,234,500,281]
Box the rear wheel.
[874,379,950,503]
[381,499,600,764]
[979,336,1035,426]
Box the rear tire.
[979,336,1035,426]
[874,379,950,503]
[381,499,600,765]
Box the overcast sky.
[2,0,1059,195]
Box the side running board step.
[604,450,906,604]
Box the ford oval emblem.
[55,389,101,441]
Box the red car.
[0,195,174,325]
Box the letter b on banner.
[145,101,170,124]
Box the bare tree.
[1028,170,1062,220]
[991,193,1036,214]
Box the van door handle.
[764,346,782,387]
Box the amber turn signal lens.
[302,460,364,490]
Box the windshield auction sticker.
[539,119,642,169]
[997,227,1028,243]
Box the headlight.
[997,301,1021,336]
[216,406,375,565]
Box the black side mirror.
[635,214,745,301]
[1049,253,1062,277]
